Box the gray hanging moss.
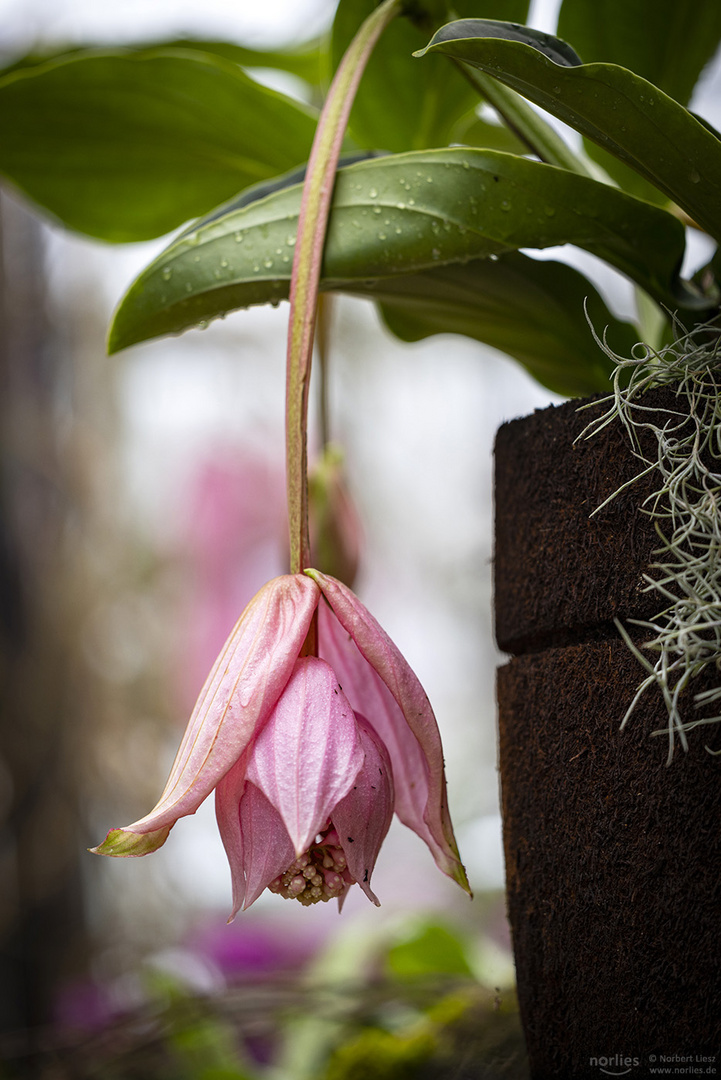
[581,319,721,762]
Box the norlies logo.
[590,1055,640,1076]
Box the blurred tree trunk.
[0,191,88,1035]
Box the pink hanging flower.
[92,571,470,916]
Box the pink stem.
[285,0,402,577]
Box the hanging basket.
[494,389,721,1078]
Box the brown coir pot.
[494,389,721,1079]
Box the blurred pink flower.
[175,448,286,712]
[93,571,470,916]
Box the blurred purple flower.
[53,978,115,1033]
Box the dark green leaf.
[558,0,721,203]
[557,0,721,107]
[578,146,670,207]
[375,252,638,397]
[331,0,530,151]
[108,147,697,356]
[0,48,318,241]
[432,18,582,66]
[418,22,721,242]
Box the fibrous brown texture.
[494,389,683,655]
[494,393,721,1079]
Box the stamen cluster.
[267,823,353,905]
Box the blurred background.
[1,1,719,1076]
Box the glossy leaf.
[109,146,696,355]
[331,0,530,151]
[558,0,721,204]
[373,252,639,397]
[557,0,721,107]
[0,48,318,241]
[418,21,721,242]
[184,151,387,233]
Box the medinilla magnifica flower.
[92,570,470,916]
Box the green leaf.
[374,252,638,397]
[158,37,328,88]
[557,0,721,107]
[331,0,530,151]
[558,0,721,204]
[0,48,318,241]
[417,21,721,242]
[449,111,529,154]
[0,36,328,87]
[387,923,475,980]
[148,162,633,396]
[108,147,696,357]
[181,150,387,232]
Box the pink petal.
[309,570,470,894]
[95,574,319,856]
[317,603,433,852]
[214,751,250,920]
[238,783,295,911]
[331,716,394,906]
[245,657,364,855]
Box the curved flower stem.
[285,0,403,582]
[316,293,333,451]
